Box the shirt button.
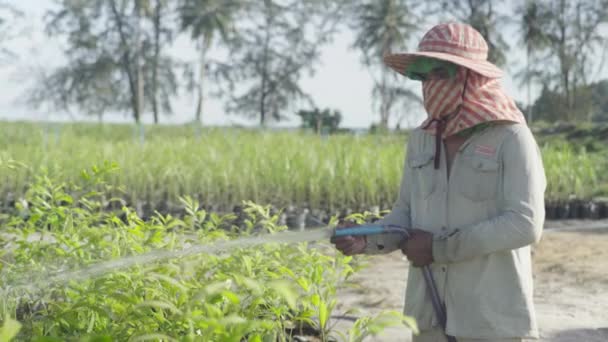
[442,267,447,272]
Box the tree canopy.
[14,0,608,126]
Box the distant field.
[0,121,606,216]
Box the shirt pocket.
[408,153,437,199]
[457,155,500,202]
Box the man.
[331,23,546,342]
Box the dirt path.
[333,222,608,341]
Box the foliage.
[344,310,418,342]
[530,84,592,123]
[28,0,180,123]
[348,0,418,67]
[0,122,607,213]
[540,141,602,200]
[16,1,608,125]
[297,108,343,134]
[218,0,349,126]
[0,122,407,212]
[530,79,608,123]
[0,1,23,64]
[437,0,510,67]
[348,0,421,129]
[178,0,243,123]
[515,0,608,121]
[513,0,552,122]
[0,163,416,341]
[0,316,20,341]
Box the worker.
[331,22,546,342]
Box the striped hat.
[384,22,526,170]
[384,22,503,79]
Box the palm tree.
[350,0,419,129]
[440,0,509,68]
[179,0,242,124]
[515,0,550,123]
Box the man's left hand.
[401,229,434,267]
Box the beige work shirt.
[365,123,546,339]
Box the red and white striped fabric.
[420,67,525,138]
[384,22,503,79]
[384,22,525,137]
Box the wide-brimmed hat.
[384,22,503,79]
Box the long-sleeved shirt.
[364,123,546,339]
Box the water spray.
[2,223,455,341]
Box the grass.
[0,122,406,211]
[540,141,603,201]
[0,121,606,213]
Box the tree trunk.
[109,0,139,123]
[195,36,209,124]
[259,13,271,127]
[526,44,532,123]
[316,110,321,134]
[557,0,573,118]
[380,69,389,129]
[152,0,161,124]
[135,0,145,124]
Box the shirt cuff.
[432,239,449,264]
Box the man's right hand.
[330,222,367,256]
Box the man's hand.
[401,229,434,267]
[330,222,367,256]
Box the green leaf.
[278,266,295,278]
[296,277,310,292]
[135,300,183,315]
[219,315,247,325]
[146,273,189,293]
[401,315,419,334]
[248,335,262,342]
[221,290,241,305]
[58,193,73,204]
[238,277,263,296]
[352,311,419,337]
[310,293,320,307]
[319,299,328,330]
[204,281,230,296]
[0,317,21,342]
[268,280,297,310]
[241,255,253,275]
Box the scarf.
[418,67,525,169]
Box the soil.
[331,220,608,342]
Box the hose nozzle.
[332,224,408,238]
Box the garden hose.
[332,224,457,342]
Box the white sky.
[0,0,605,129]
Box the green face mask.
[405,57,458,81]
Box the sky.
[0,0,603,129]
